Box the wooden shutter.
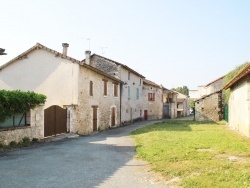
[89,81,93,96]
[114,83,118,97]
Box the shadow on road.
[0,121,157,188]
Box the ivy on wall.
[223,62,250,104]
[0,90,46,122]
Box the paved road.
[0,120,169,188]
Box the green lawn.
[131,120,250,188]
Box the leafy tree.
[0,90,46,122]
[223,62,250,104]
[174,86,189,96]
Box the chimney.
[62,43,69,57]
[85,50,91,65]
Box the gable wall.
[0,49,79,109]
[228,76,250,137]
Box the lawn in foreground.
[131,120,250,188]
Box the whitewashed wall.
[228,78,250,137]
[0,49,79,109]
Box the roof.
[205,75,225,87]
[143,79,161,88]
[83,54,145,79]
[0,43,122,83]
[224,64,250,89]
[177,98,185,103]
[163,87,178,94]
[194,90,222,102]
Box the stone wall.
[75,66,121,135]
[195,92,222,121]
[0,105,44,145]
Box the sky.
[1,0,250,89]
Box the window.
[136,88,139,99]
[114,83,118,97]
[89,81,93,96]
[128,86,130,100]
[140,79,141,86]
[128,72,130,80]
[102,79,108,96]
[148,93,155,101]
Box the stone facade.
[89,54,145,124]
[142,80,163,120]
[195,91,222,121]
[73,66,121,134]
[0,105,44,145]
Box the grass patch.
[131,120,250,187]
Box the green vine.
[223,62,249,104]
[0,90,46,122]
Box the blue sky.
[1,0,250,89]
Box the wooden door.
[111,107,115,127]
[144,110,148,120]
[93,107,98,131]
[44,105,67,137]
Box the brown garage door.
[44,105,67,137]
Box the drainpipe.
[120,83,122,126]
[194,102,196,121]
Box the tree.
[174,86,189,96]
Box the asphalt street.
[0,120,169,188]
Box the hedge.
[0,90,46,122]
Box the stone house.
[224,64,250,137]
[176,92,190,117]
[0,43,121,144]
[162,88,178,118]
[84,53,145,124]
[194,91,223,121]
[142,79,163,120]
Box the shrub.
[32,138,39,142]
[22,137,31,147]
[9,141,18,148]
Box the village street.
[0,120,169,188]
